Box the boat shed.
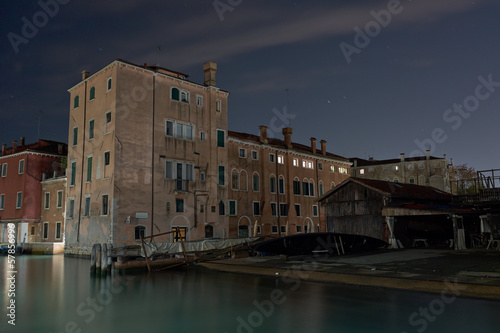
[318,178,470,249]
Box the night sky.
[1,0,499,171]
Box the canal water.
[1,255,500,333]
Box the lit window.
[339,167,348,175]
[330,165,335,173]
[278,155,284,164]
[293,158,299,167]
[360,169,365,175]
[394,166,399,171]
[89,87,95,100]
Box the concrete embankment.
[198,249,500,300]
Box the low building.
[350,151,453,193]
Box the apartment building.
[0,138,66,243]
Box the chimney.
[320,140,327,156]
[203,61,217,86]
[1,144,6,156]
[82,70,89,80]
[20,137,25,146]
[12,140,17,153]
[259,125,268,144]
[310,137,317,154]
[58,144,63,155]
[426,149,430,160]
[282,127,293,149]
[400,153,405,162]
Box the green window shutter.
[90,87,95,100]
[87,157,92,181]
[89,120,94,139]
[171,88,179,101]
[71,162,76,186]
[74,96,79,108]
[218,166,225,186]
[217,130,225,148]
[73,127,78,146]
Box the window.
[74,95,79,108]
[171,87,180,101]
[176,199,184,213]
[1,163,6,177]
[43,223,49,240]
[200,132,206,141]
[279,203,288,217]
[199,204,203,213]
[135,226,146,240]
[408,164,414,170]
[394,166,399,171]
[280,225,287,234]
[296,225,302,233]
[196,95,203,106]
[72,127,78,146]
[257,225,261,234]
[107,78,112,91]
[165,120,194,141]
[319,182,324,196]
[18,159,24,174]
[217,130,225,148]
[165,161,195,184]
[84,196,90,216]
[104,151,110,177]
[278,155,284,164]
[55,222,62,240]
[219,200,225,216]
[330,165,335,173]
[253,201,261,216]
[239,148,247,158]
[30,226,35,235]
[89,119,95,140]
[0,194,4,210]
[272,225,278,234]
[271,203,277,216]
[172,227,186,242]
[218,166,225,186]
[251,151,258,160]
[105,112,112,133]
[295,204,301,217]
[360,169,365,175]
[205,225,213,238]
[102,195,109,215]
[252,173,259,192]
[216,99,221,112]
[89,87,95,100]
[180,91,189,103]
[339,167,348,174]
[409,177,415,184]
[303,180,310,196]
[293,179,301,195]
[393,178,399,183]
[270,176,276,193]
[57,190,63,208]
[231,170,239,190]
[418,163,425,169]
[293,158,299,167]
[303,160,314,169]
[200,172,206,182]
[16,192,22,209]
[309,181,315,197]
[318,163,323,170]
[68,199,74,218]
[70,161,76,186]
[229,200,237,216]
[279,176,285,194]
[269,154,275,163]
[313,205,319,217]
[86,156,93,182]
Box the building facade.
[350,151,452,193]
[36,176,66,243]
[227,127,351,238]
[65,59,229,255]
[0,138,66,243]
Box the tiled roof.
[320,177,453,201]
[1,139,67,157]
[228,130,350,162]
[350,156,442,167]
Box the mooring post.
[90,244,97,275]
[95,243,102,275]
[107,243,113,273]
[101,243,108,275]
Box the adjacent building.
[0,138,67,244]
[349,151,453,193]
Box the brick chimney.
[1,144,5,156]
[310,137,317,154]
[320,140,327,156]
[82,70,89,80]
[400,153,405,162]
[426,149,430,160]
[12,140,17,153]
[282,127,292,149]
[20,137,25,146]
[203,61,217,86]
[259,125,268,144]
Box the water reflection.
[0,256,499,333]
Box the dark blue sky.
[1,0,499,170]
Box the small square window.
[200,132,206,141]
[293,158,299,167]
[313,205,318,217]
[278,155,284,164]
[280,225,286,233]
[251,151,259,160]
[269,154,275,163]
[296,225,302,233]
[272,226,278,234]
[360,169,365,175]
[216,100,222,112]
[196,95,203,106]
[176,199,184,213]
[318,163,323,170]
[239,148,247,158]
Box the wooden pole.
[101,243,108,275]
[90,244,97,275]
[95,244,102,275]
[140,235,151,273]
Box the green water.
[1,255,499,333]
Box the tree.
[450,164,479,195]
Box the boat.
[250,232,388,256]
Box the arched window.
[331,181,335,189]
[134,225,146,240]
[319,181,324,196]
[278,175,285,194]
[89,87,95,100]
[269,175,276,193]
[240,170,248,191]
[107,78,112,91]
[74,95,79,108]
[180,91,189,103]
[252,172,260,192]
[171,87,180,101]
[309,179,315,197]
[231,169,239,190]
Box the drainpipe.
[151,73,156,242]
[77,77,88,242]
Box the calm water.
[1,255,500,333]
